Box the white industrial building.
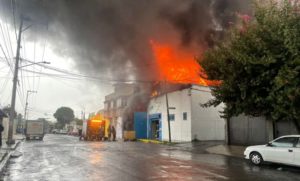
[147,85,225,142]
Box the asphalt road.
[1,134,300,181]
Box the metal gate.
[275,120,298,137]
[229,115,269,145]
[134,112,147,139]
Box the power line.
[20,68,157,83]
[0,70,11,99]
[10,0,18,41]
[20,58,158,83]
[0,49,13,73]
[3,16,14,58]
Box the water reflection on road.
[1,135,300,181]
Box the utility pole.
[24,90,37,121]
[7,17,23,145]
[165,81,171,143]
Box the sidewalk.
[0,134,24,172]
[161,140,247,158]
[206,144,247,158]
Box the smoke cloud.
[0,0,251,82]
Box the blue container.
[134,112,147,139]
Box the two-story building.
[103,83,140,139]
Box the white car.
[244,135,300,166]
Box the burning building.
[148,84,225,142]
[0,1,252,142]
[144,37,225,142]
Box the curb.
[205,145,245,159]
[138,139,166,144]
[12,140,22,150]
[138,139,179,146]
[0,152,11,173]
[0,140,22,173]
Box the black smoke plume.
[0,0,251,82]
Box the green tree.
[2,106,17,118]
[74,118,83,126]
[53,107,75,129]
[199,1,300,132]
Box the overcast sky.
[0,1,251,122]
[0,18,113,122]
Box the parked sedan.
[244,135,300,167]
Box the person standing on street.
[78,128,82,140]
[0,123,4,147]
[99,126,104,141]
[111,125,116,141]
[107,125,112,141]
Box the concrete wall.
[190,85,226,141]
[116,116,123,139]
[229,115,273,145]
[2,117,17,139]
[275,120,299,137]
[148,88,192,142]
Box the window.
[117,98,122,108]
[104,103,108,110]
[168,114,175,121]
[296,138,300,148]
[122,98,127,107]
[183,112,187,121]
[271,137,298,148]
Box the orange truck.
[82,114,110,141]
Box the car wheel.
[250,152,263,165]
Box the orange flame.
[150,40,216,86]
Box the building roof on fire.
[151,83,211,98]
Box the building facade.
[147,85,226,142]
[103,84,138,139]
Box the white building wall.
[2,117,17,139]
[148,89,192,142]
[190,85,225,141]
[116,116,123,139]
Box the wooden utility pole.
[7,17,23,145]
[165,81,171,143]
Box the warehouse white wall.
[148,88,192,142]
[190,85,225,141]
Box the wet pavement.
[1,134,300,181]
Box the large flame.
[150,40,216,86]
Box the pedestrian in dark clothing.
[99,126,104,141]
[111,126,116,141]
[0,124,4,147]
[107,125,112,141]
[78,129,82,140]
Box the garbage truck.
[25,119,46,140]
[82,114,110,141]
